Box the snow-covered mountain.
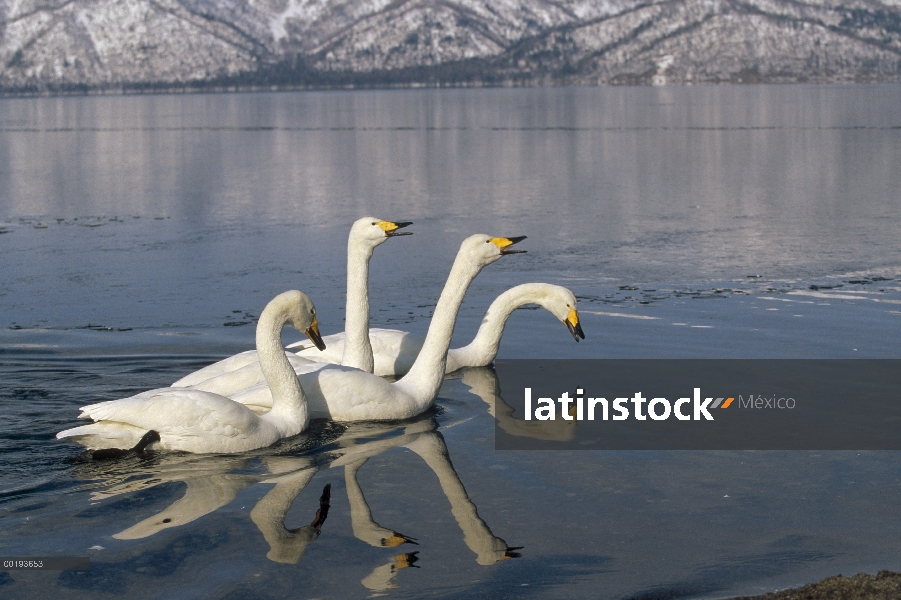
[2,0,900,93]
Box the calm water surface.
[1,85,900,599]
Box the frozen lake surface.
[1,85,900,598]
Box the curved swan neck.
[452,284,542,368]
[342,240,374,372]
[256,301,308,430]
[397,252,482,403]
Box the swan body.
[229,363,423,420]
[170,350,271,389]
[171,217,410,395]
[175,352,323,398]
[229,234,527,420]
[56,290,325,454]
[290,283,585,377]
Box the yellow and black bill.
[379,220,414,237]
[305,317,327,351]
[565,307,585,341]
[491,235,527,254]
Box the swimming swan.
[170,218,411,394]
[56,290,326,454]
[229,234,527,419]
[289,283,585,377]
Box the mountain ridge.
[2,0,900,94]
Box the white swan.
[228,234,527,419]
[169,217,410,395]
[289,283,585,377]
[56,290,325,454]
[340,217,412,372]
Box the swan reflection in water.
[91,454,259,540]
[458,365,577,442]
[361,551,421,592]
[329,415,522,566]
[78,405,521,591]
[250,457,331,564]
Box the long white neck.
[257,302,308,434]
[449,284,545,369]
[341,241,374,372]
[395,253,482,405]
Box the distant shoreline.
[3,78,898,99]
[3,60,898,99]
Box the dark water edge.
[2,68,901,100]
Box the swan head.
[532,284,585,342]
[276,290,326,351]
[352,217,413,250]
[462,234,527,267]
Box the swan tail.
[78,400,113,419]
[78,389,205,426]
[78,387,162,418]
[78,397,145,423]
[56,421,148,450]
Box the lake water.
[1,85,900,599]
